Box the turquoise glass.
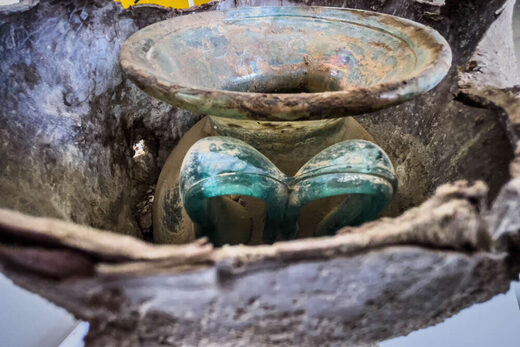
[180,137,396,244]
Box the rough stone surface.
[457,86,520,144]
[459,0,519,88]
[1,246,513,346]
[84,249,511,346]
[352,0,517,210]
[490,177,520,252]
[0,0,39,15]
[0,0,215,236]
[0,181,518,345]
[490,142,520,253]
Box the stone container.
[0,0,519,345]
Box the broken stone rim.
[0,174,517,280]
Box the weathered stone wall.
[0,0,217,237]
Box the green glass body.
[180,136,397,245]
